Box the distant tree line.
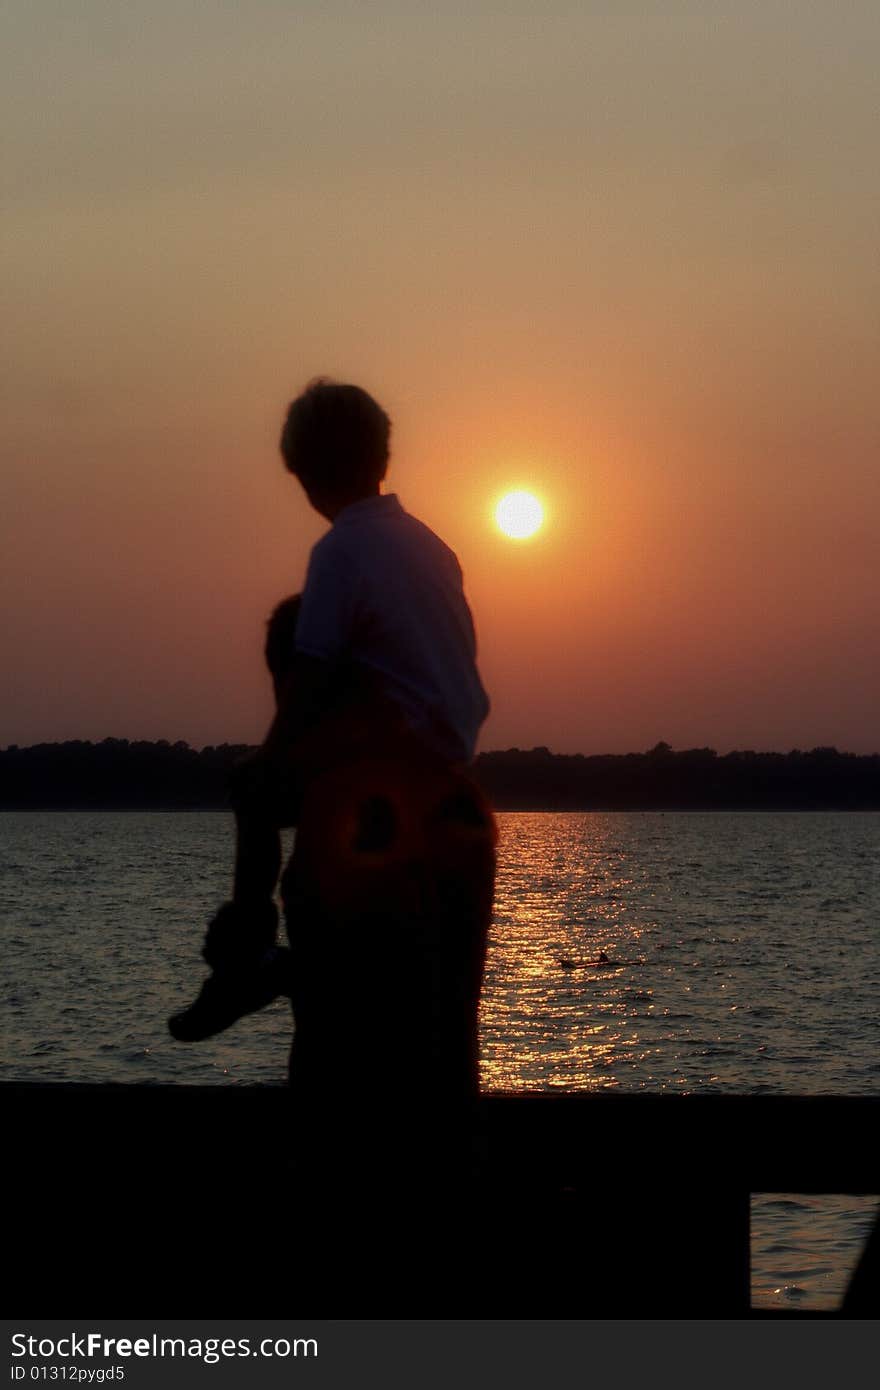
[1,739,878,810]
[0,740,249,810]
[475,742,880,810]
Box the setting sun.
[494,490,545,540]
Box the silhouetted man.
[170,381,495,1135]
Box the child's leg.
[195,759,285,972]
[169,593,305,1041]
[230,796,282,918]
[168,759,299,1041]
[222,757,286,939]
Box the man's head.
[280,379,391,518]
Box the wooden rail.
[5,1085,877,1317]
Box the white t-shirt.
[294,493,490,763]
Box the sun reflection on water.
[481,812,665,1091]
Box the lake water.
[2,809,878,1310]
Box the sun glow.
[494,490,545,540]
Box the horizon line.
[3,738,878,759]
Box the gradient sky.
[3,1,878,754]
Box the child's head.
[265,594,302,700]
[280,379,391,518]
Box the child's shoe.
[168,900,290,1042]
[168,945,292,1041]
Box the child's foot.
[168,946,292,1041]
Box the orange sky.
[2,2,878,753]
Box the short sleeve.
[294,535,359,662]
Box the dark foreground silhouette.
[5,1085,877,1316]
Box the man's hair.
[279,379,391,494]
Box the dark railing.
[5,1085,877,1317]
